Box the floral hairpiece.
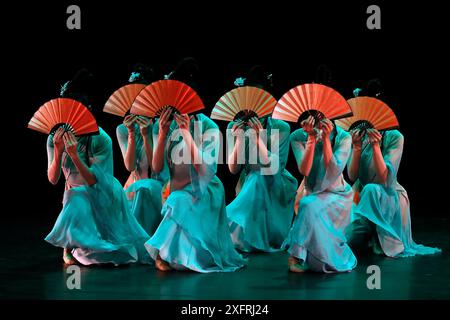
[129,71,141,83]
[164,71,174,80]
[60,81,71,97]
[234,77,246,87]
[353,88,362,97]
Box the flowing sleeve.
[226,120,245,169]
[346,144,355,181]
[227,120,247,193]
[317,128,352,191]
[290,128,308,169]
[191,115,221,195]
[151,120,170,184]
[256,119,290,176]
[89,128,114,175]
[84,129,150,247]
[116,124,129,161]
[47,135,55,169]
[226,121,235,131]
[381,130,404,188]
[268,119,291,174]
[84,129,133,222]
[226,121,237,149]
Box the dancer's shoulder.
[270,118,291,133]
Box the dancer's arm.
[152,108,171,174]
[63,132,97,186]
[228,120,245,174]
[347,129,363,182]
[118,115,137,172]
[47,127,64,185]
[321,119,334,168]
[248,117,271,166]
[136,116,153,171]
[174,113,206,176]
[298,116,317,177]
[368,129,388,184]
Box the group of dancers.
[39,58,441,274]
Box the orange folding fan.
[336,97,399,131]
[28,98,98,136]
[211,86,277,122]
[130,80,204,117]
[103,83,146,117]
[272,83,353,123]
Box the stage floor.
[1,217,448,300]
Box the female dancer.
[145,58,247,272]
[45,69,151,266]
[283,115,357,273]
[345,90,440,257]
[116,64,163,236]
[226,66,298,252]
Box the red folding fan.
[335,97,399,131]
[211,86,277,122]
[103,83,146,117]
[272,83,353,123]
[28,98,98,136]
[130,80,204,117]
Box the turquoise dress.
[145,114,247,273]
[226,118,298,252]
[346,130,441,257]
[117,123,163,237]
[282,126,357,273]
[45,127,151,265]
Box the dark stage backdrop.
[3,1,448,225]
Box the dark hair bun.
[129,63,156,84]
[60,68,95,107]
[246,65,273,90]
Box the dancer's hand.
[123,114,136,133]
[158,107,172,138]
[350,129,363,151]
[63,131,79,159]
[320,118,334,139]
[248,117,263,135]
[367,128,382,146]
[231,119,245,137]
[136,116,152,137]
[53,127,65,155]
[301,116,316,136]
[174,113,190,131]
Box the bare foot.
[288,256,308,273]
[155,254,173,272]
[63,249,78,265]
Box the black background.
[3,0,448,225]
